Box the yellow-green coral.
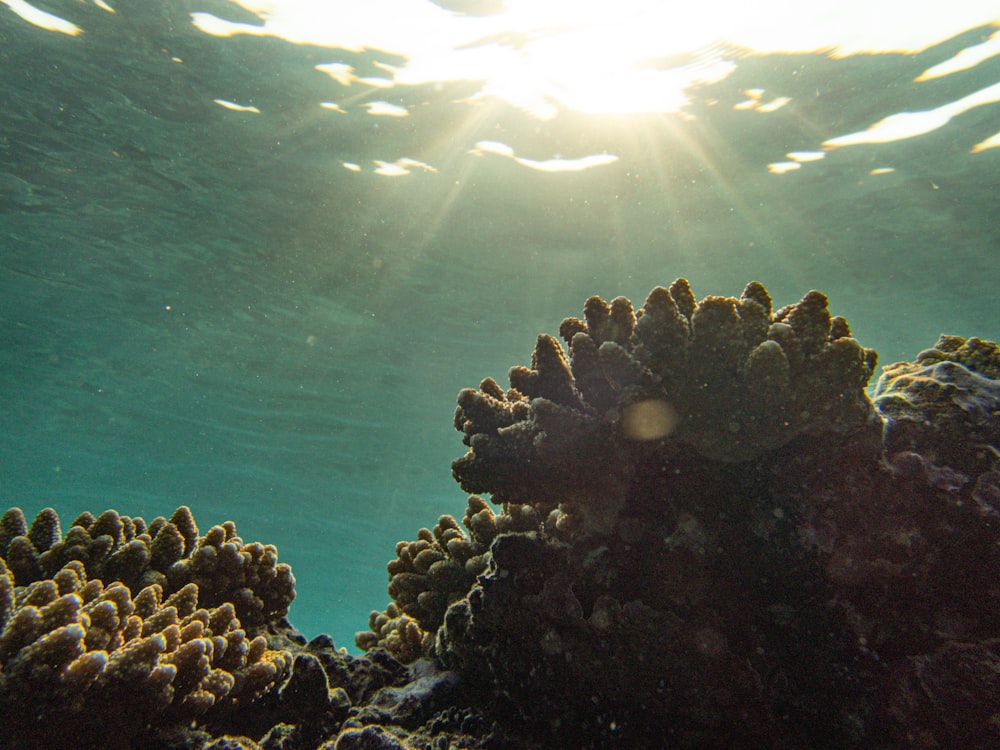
[0,506,295,632]
[166,520,296,628]
[356,603,429,664]
[0,555,291,748]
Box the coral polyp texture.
[0,506,298,749]
[0,560,292,749]
[356,496,542,662]
[0,505,295,631]
[452,279,877,530]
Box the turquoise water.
[1,0,997,648]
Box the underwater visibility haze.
[1,0,999,746]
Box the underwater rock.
[248,631,482,750]
[332,725,406,750]
[452,279,878,531]
[874,334,1000,484]
[884,640,1000,747]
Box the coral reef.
[452,279,877,531]
[0,506,299,749]
[434,480,873,746]
[198,628,475,750]
[357,282,999,748]
[0,505,296,631]
[4,281,998,749]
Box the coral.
[0,505,295,632]
[166,520,297,629]
[874,334,1000,482]
[434,499,871,747]
[432,418,1000,746]
[382,513,486,635]
[434,290,1000,747]
[242,627,475,750]
[884,640,1000,746]
[356,496,542,663]
[452,279,877,530]
[0,556,292,750]
[1,290,995,749]
[357,603,427,665]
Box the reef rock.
[874,334,1000,485]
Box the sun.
[467,0,734,117]
[194,0,999,121]
[424,0,765,120]
[192,0,743,120]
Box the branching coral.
[452,279,877,531]
[166,520,296,629]
[433,301,1000,746]
[356,496,541,662]
[411,283,999,747]
[0,555,292,749]
[0,505,295,632]
[2,284,995,749]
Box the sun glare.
[4,0,993,178]
[195,0,743,119]
[184,0,1000,178]
[471,0,734,116]
[193,0,999,123]
[1,0,83,35]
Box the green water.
[1,0,997,647]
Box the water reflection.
[7,0,996,173]
[194,1,1000,174]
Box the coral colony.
[2,280,998,748]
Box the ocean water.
[1,0,997,649]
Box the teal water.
[1,0,997,648]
